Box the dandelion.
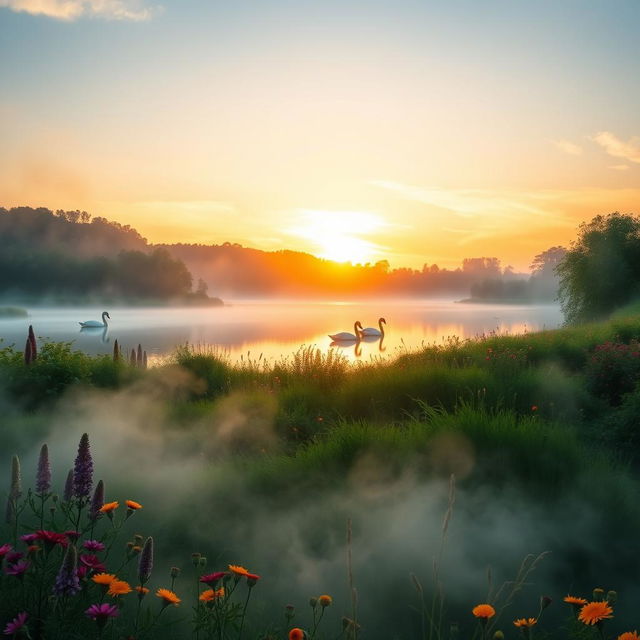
[85,603,119,628]
[36,444,51,494]
[73,433,93,499]
[138,536,153,584]
[3,612,28,636]
[107,580,132,596]
[199,588,225,602]
[618,632,640,640]
[473,604,496,619]
[53,545,80,596]
[289,629,305,640]
[319,594,332,607]
[579,601,613,625]
[89,480,105,521]
[92,573,116,586]
[156,588,180,607]
[229,564,250,577]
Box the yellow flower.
[618,632,640,640]
[564,596,588,605]
[319,595,332,607]
[126,500,143,510]
[579,601,613,625]
[228,564,250,577]
[156,588,181,606]
[99,501,119,513]
[514,619,537,628]
[473,604,496,619]
[92,573,116,586]
[108,580,132,596]
[199,587,225,602]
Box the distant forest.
[0,207,562,302]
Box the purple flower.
[82,540,105,552]
[5,552,23,565]
[85,603,119,628]
[9,456,21,500]
[73,433,93,499]
[0,544,12,557]
[19,534,37,544]
[5,560,30,578]
[79,554,105,572]
[138,536,153,584]
[36,444,51,494]
[3,611,27,636]
[63,469,74,502]
[89,480,104,521]
[28,325,37,361]
[53,545,80,597]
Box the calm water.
[0,301,563,365]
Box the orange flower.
[126,500,142,510]
[92,573,116,586]
[319,595,332,607]
[228,564,250,577]
[289,629,305,640]
[199,587,225,602]
[579,601,613,625]
[472,604,496,619]
[99,501,119,513]
[135,586,149,596]
[514,618,537,627]
[156,588,181,606]
[107,580,132,596]
[618,632,640,640]
[564,596,588,605]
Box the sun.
[288,210,386,264]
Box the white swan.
[361,317,386,337]
[329,321,362,342]
[79,311,110,328]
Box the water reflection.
[80,325,110,343]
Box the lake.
[0,300,563,365]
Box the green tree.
[557,212,640,322]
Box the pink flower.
[19,534,38,544]
[200,571,228,586]
[82,540,105,552]
[35,530,68,549]
[5,560,30,578]
[3,611,27,636]
[85,603,119,628]
[5,552,23,565]
[0,544,12,557]
[79,554,105,572]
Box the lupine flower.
[24,339,32,365]
[3,611,28,636]
[229,564,250,577]
[200,588,225,602]
[73,433,93,499]
[200,572,227,586]
[156,588,180,607]
[579,601,613,625]
[8,455,22,512]
[85,603,119,628]
[289,629,305,640]
[53,544,80,596]
[0,544,13,557]
[80,554,106,572]
[107,580,132,596]
[138,537,153,584]
[5,560,30,578]
[28,325,37,360]
[89,481,104,521]
[63,470,74,502]
[83,540,105,552]
[473,604,496,620]
[36,444,51,494]
[318,594,332,607]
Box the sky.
[1,0,639,271]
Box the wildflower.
[73,433,93,499]
[3,612,28,636]
[199,587,225,602]
[229,564,250,577]
[138,537,153,584]
[156,588,180,607]
[5,560,30,578]
[170,567,181,579]
[200,572,227,586]
[63,469,74,502]
[191,553,201,566]
[0,544,13,557]
[77,565,88,580]
[319,595,332,607]
[35,530,68,550]
[9,456,22,500]
[199,556,207,567]
[64,530,80,542]
[80,554,106,573]
[26,545,40,558]
[99,501,119,515]
[135,586,149,599]
[593,588,605,601]
[85,603,119,628]
[36,444,51,494]
[54,545,80,597]
[540,595,552,610]
[618,632,640,640]
[309,597,318,608]
[607,591,618,605]
[473,604,496,620]
[107,580,132,596]
[19,534,37,544]
[247,572,260,587]
[579,601,613,625]
[131,546,142,554]
[514,619,537,627]
[83,540,106,552]
[92,573,116,586]
[564,596,588,606]
[125,500,142,511]
[494,632,505,640]
[6,552,23,564]
[89,480,105,521]
[531,406,538,412]
[289,629,305,640]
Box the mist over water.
[0,300,563,364]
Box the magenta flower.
[85,603,119,628]
[77,565,88,580]
[82,540,105,552]
[0,544,12,558]
[200,571,228,586]
[79,554,105,572]
[35,530,68,549]
[5,552,23,565]
[5,560,30,578]
[19,534,38,544]
[3,611,27,636]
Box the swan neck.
[379,319,385,336]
